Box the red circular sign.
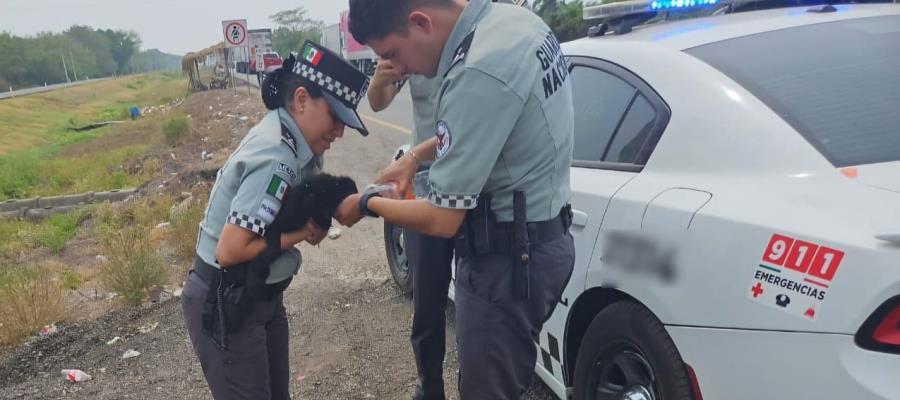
[224,22,246,45]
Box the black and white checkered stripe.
[538,332,564,378]
[293,63,361,106]
[227,211,267,236]
[427,191,478,209]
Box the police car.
[532,1,900,399]
[382,0,900,398]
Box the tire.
[384,220,412,295]
[572,301,694,400]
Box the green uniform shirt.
[409,74,439,147]
[196,108,321,283]
[427,0,574,222]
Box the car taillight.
[856,295,900,354]
[685,363,704,400]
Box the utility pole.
[69,51,79,81]
[60,49,71,83]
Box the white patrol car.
[533,1,900,399]
[382,1,900,399]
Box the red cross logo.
[751,283,764,298]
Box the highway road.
[0,77,112,100]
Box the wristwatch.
[359,190,381,218]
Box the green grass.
[0,72,186,156]
[0,71,183,201]
[0,143,155,201]
[0,208,90,258]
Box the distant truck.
[320,11,378,76]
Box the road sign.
[222,19,248,48]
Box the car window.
[570,66,636,162]
[604,94,657,164]
[687,15,900,167]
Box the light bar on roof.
[583,0,722,19]
[651,0,718,10]
[583,0,654,19]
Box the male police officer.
[346,0,575,397]
[368,62,451,400]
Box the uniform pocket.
[464,255,515,303]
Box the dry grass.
[168,190,208,280]
[0,264,68,346]
[97,226,166,307]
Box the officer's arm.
[367,78,400,112]
[368,197,465,239]
[215,224,314,267]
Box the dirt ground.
[0,88,559,399]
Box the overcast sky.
[0,0,349,55]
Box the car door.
[536,57,672,394]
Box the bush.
[58,266,83,291]
[98,226,166,307]
[162,115,189,146]
[0,265,67,346]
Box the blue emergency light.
[651,0,718,10]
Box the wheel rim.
[389,224,408,276]
[590,344,658,400]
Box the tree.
[534,0,592,42]
[103,29,141,74]
[269,7,325,57]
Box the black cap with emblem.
[293,40,371,136]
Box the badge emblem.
[435,120,452,159]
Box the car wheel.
[573,301,694,400]
[384,220,412,295]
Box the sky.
[0,0,349,55]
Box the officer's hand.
[334,193,364,227]
[372,60,407,87]
[374,155,416,195]
[304,220,327,246]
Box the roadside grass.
[0,71,183,201]
[169,190,208,279]
[0,208,91,260]
[0,72,186,157]
[0,263,68,346]
[162,114,190,146]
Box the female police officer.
[346,0,574,398]
[181,41,369,400]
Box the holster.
[453,192,573,300]
[198,234,292,349]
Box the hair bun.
[261,54,297,110]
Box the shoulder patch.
[277,163,297,182]
[445,30,476,77]
[435,120,452,159]
[280,124,298,157]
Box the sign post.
[222,19,249,94]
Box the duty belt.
[454,205,572,258]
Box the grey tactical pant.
[182,270,291,400]
[455,231,575,400]
[406,229,454,399]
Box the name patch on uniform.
[435,120,452,159]
[277,163,297,182]
[258,198,280,225]
[267,175,290,202]
[535,32,569,99]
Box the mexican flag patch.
[266,175,289,201]
[302,45,322,66]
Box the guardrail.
[0,188,137,220]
